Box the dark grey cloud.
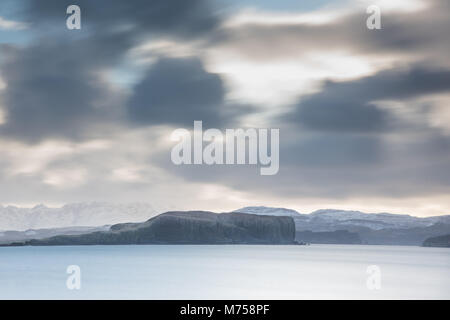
[24,0,219,38]
[127,57,250,128]
[147,61,450,200]
[150,123,450,200]
[283,66,450,132]
[0,41,123,142]
[0,0,225,142]
[17,0,222,78]
[24,0,220,46]
[280,132,382,166]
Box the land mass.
[295,230,361,244]
[3,211,296,246]
[237,207,450,246]
[2,204,449,246]
[0,225,109,244]
[422,234,450,247]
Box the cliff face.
[15,211,296,246]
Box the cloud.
[201,0,450,107]
[217,0,450,66]
[148,124,450,205]
[283,65,450,132]
[24,0,219,39]
[0,0,224,142]
[0,41,123,143]
[0,16,27,30]
[145,62,450,203]
[0,0,449,217]
[127,57,251,128]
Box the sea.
[0,244,448,299]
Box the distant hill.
[236,206,450,245]
[0,225,110,244]
[235,206,450,230]
[423,234,450,247]
[296,230,361,244]
[0,202,166,231]
[345,223,450,246]
[4,211,296,246]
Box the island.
[3,211,296,246]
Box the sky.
[0,0,449,216]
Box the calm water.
[0,244,449,299]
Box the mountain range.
[234,206,450,230]
[0,202,166,231]
[235,206,450,245]
[1,203,449,246]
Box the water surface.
[0,244,448,299]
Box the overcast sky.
[0,0,449,216]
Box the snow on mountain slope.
[309,209,449,229]
[235,206,450,230]
[0,202,167,231]
[2,203,449,232]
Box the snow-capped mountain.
[309,209,450,229]
[0,202,167,231]
[3,203,449,235]
[234,206,450,230]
